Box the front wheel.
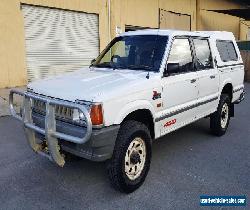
[107,120,152,193]
[210,94,231,136]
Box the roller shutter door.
[22,5,99,82]
[159,9,191,31]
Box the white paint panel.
[22,5,99,82]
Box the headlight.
[79,112,85,120]
[72,109,86,124]
[75,100,104,127]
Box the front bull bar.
[9,89,92,167]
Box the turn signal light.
[90,104,103,126]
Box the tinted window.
[168,38,193,73]
[216,40,238,62]
[92,35,168,72]
[193,39,213,70]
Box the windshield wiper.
[92,62,113,68]
[91,62,120,70]
[127,65,153,71]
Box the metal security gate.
[22,5,99,82]
[159,9,191,31]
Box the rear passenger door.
[192,38,219,117]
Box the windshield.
[91,35,168,72]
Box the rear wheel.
[107,120,152,193]
[210,94,231,136]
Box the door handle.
[190,79,196,83]
[210,75,216,79]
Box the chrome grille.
[33,100,46,114]
[33,99,74,121]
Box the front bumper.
[9,89,119,166]
[60,126,119,161]
[33,111,120,161]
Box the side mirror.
[164,63,180,76]
[91,58,96,64]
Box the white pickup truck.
[10,30,245,193]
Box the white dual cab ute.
[10,29,245,193]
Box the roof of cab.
[119,29,235,40]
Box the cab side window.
[167,38,193,74]
[193,39,213,70]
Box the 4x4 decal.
[164,119,177,127]
[152,91,161,100]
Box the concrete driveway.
[0,83,249,210]
[0,87,26,117]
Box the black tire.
[210,94,231,136]
[107,120,152,193]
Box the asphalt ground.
[0,83,249,210]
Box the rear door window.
[216,40,238,62]
[193,38,213,70]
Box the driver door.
[159,37,199,136]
